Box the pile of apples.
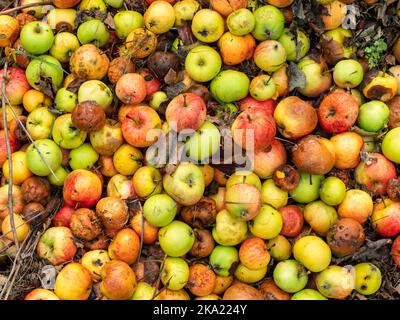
[0,0,400,300]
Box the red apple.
[138,68,161,100]
[0,67,30,105]
[239,96,276,116]
[53,204,75,228]
[231,108,276,151]
[25,289,59,300]
[36,226,77,266]
[253,139,287,179]
[166,93,207,132]
[355,153,397,196]
[391,236,400,268]
[63,169,103,208]
[0,130,20,167]
[115,73,147,105]
[318,90,359,134]
[53,0,81,8]
[121,106,162,148]
[279,205,304,238]
[372,202,400,237]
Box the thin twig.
[0,1,53,15]
[1,64,19,252]
[151,254,167,300]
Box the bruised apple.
[54,263,92,300]
[292,135,336,175]
[253,139,287,179]
[239,237,270,270]
[371,202,400,237]
[96,197,129,237]
[223,282,264,300]
[108,228,140,265]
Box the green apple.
[50,32,80,63]
[191,9,224,43]
[333,59,364,88]
[278,28,310,62]
[226,8,255,36]
[132,166,163,199]
[158,221,195,257]
[77,19,110,47]
[69,143,99,170]
[185,121,221,162]
[48,166,70,187]
[248,205,282,239]
[26,107,55,140]
[114,10,144,39]
[185,45,222,82]
[131,282,157,300]
[382,127,400,163]
[20,21,54,55]
[252,5,284,41]
[209,245,239,277]
[261,179,288,209]
[266,235,291,261]
[289,172,324,204]
[55,87,77,112]
[143,194,177,227]
[104,0,124,7]
[354,263,382,295]
[26,55,64,91]
[26,139,62,176]
[291,289,328,300]
[273,259,308,293]
[161,257,189,290]
[210,70,249,103]
[254,40,287,73]
[163,163,205,206]
[52,114,87,149]
[357,100,389,132]
[249,74,276,101]
[319,176,346,206]
[78,80,113,110]
[226,171,261,190]
[212,209,247,246]
[80,0,108,14]
[149,91,168,111]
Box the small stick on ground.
[1,63,19,252]
[0,1,53,15]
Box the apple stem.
[1,63,19,252]
[0,1,53,15]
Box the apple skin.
[174,0,200,27]
[121,106,161,148]
[20,21,54,55]
[69,143,99,170]
[355,153,397,196]
[315,265,354,300]
[320,176,346,206]
[293,235,331,273]
[357,100,390,132]
[291,289,327,301]
[53,205,75,228]
[253,139,287,179]
[210,245,239,277]
[53,0,81,8]
[290,172,324,204]
[26,139,63,177]
[114,10,144,39]
[50,32,80,63]
[227,8,255,36]
[25,289,60,300]
[333,59,364,88]
[52,114,87,149]
[239,96,276,115]
[248,205,282,240]
[161,257,190,290]
[54,262,93,300]
[0,130,20,167]
[0,15,19,48]
[274,97,318,140]
[138,68,160,100]
[132,166,162,199]
[185,45,222,82]
[158,220,195,257]
[191,9,224,43]
[304,200,338,236]
[185,121,221,162]
[108,228,140,265]
[78,80,113,111]
[107,174,136,200]
[252,5,285,41]
[26,107,55,140]
[249,74,276,101]
[144,1,175,34]
[318,90,359,134]
[0,67,30,105]
[382,127,400,164]
[210,70,250,103]
[166,93,206,132]
[354,263,382,296]
[46,8,77,32]
[278,28,310,62]
[26,55,64,91]
[2,151,33,185]
[320,27,354,65]
[70,44,110,80]
[37,226,77,266]
[330,132,364,169]
[163,163,205,206]
[115,73,147,105]
[273,259,308,293]
[63,169,103,208]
